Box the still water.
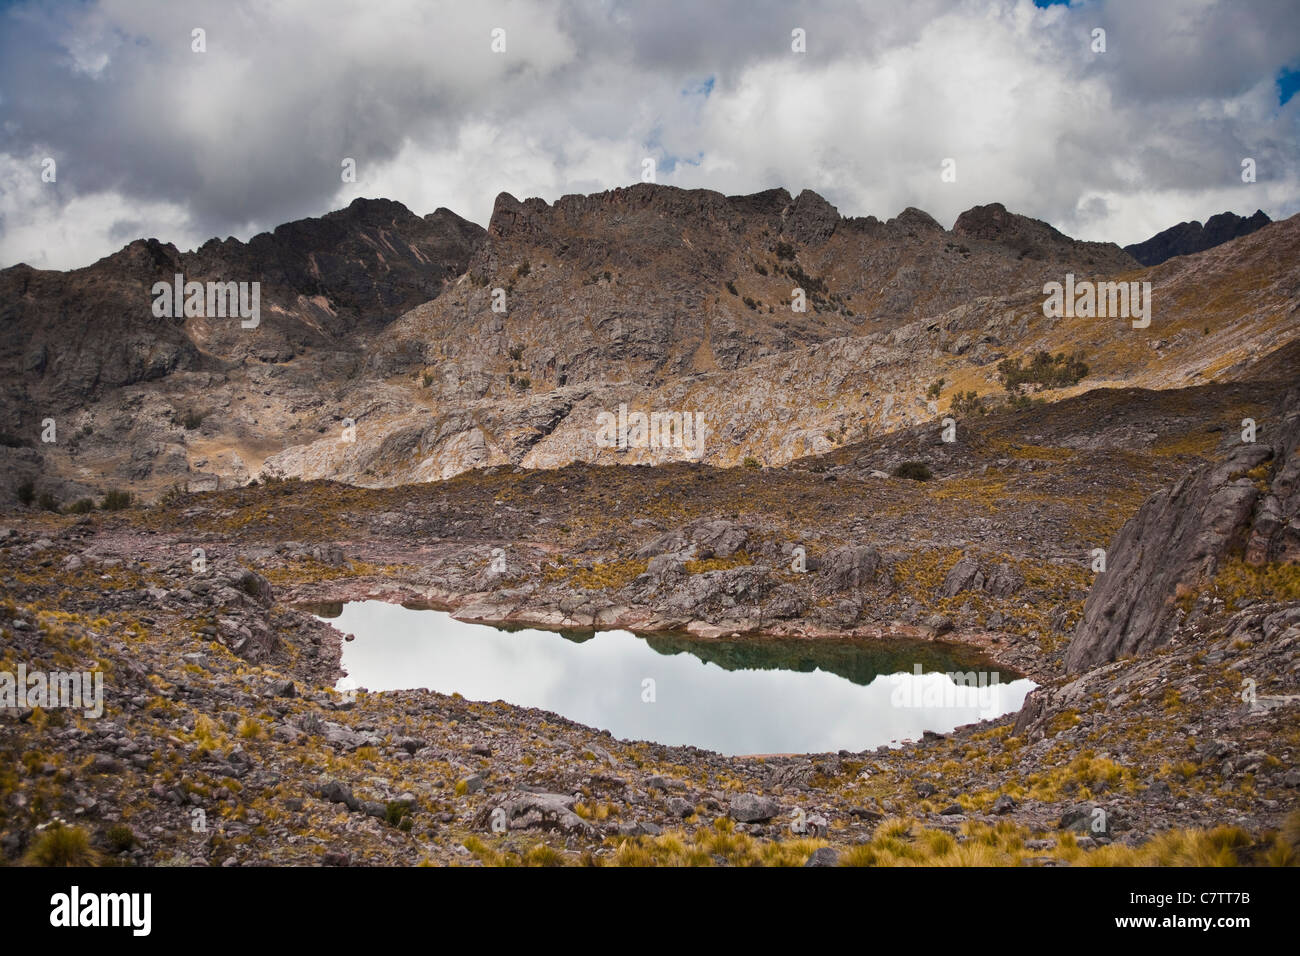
[315,600,1034,756]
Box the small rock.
[666,797,693,818]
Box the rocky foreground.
[2,358,1298,866]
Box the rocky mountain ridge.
[1124,210,1272,266]
[1,187,1298,505]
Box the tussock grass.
[24,823,99,867]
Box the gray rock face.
[661,566,769,616]
[983,562,1024,599]
[1064,392,1300,673]
[940,556,983,597]
[691,519,749,560]
[819,546,880,590]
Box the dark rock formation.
[953,202,1137,269]
[0,198,485,413]
[1123,210,1271,266]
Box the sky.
[1,0,1297,270]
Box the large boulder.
[474,791,593,835]
[1063,392,1300,673]
[939,556,983,597]
[729,793,780,823]
[235,568,275,607]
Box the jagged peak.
[780,189,841,245]
[1123,208,1275,266]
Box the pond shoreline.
[285,575,1047,682]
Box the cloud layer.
[1,0,1297,269]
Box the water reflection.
[316,601,1034,756]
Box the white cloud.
[0,151,200,269]
[1,0,1296,268]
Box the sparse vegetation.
[893,461,932,481]
[951,390,986,417]
[998,351,1089,393]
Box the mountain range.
[1,187,1295,504]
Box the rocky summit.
[1,188,1298,869]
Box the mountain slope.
[0,198,484,419]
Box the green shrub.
[927,378,945,399]
[100,489,132,511]
[951,390,986,417]
[998,351,1088,393]
[16,480,36,506]
[742,457,760,469]
[725,280,738,296]
[893,461,933,481]
[64,498,96,514]
[180,409,205,430]
[104,824,136,853]
[38,491,60,512]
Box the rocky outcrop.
[820,546,881,590]
[939,555,1023,599]
[0,198,484,419]
[953,202,1137,270]
[1063,391,1300,673]
[1124,210,1272,266]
